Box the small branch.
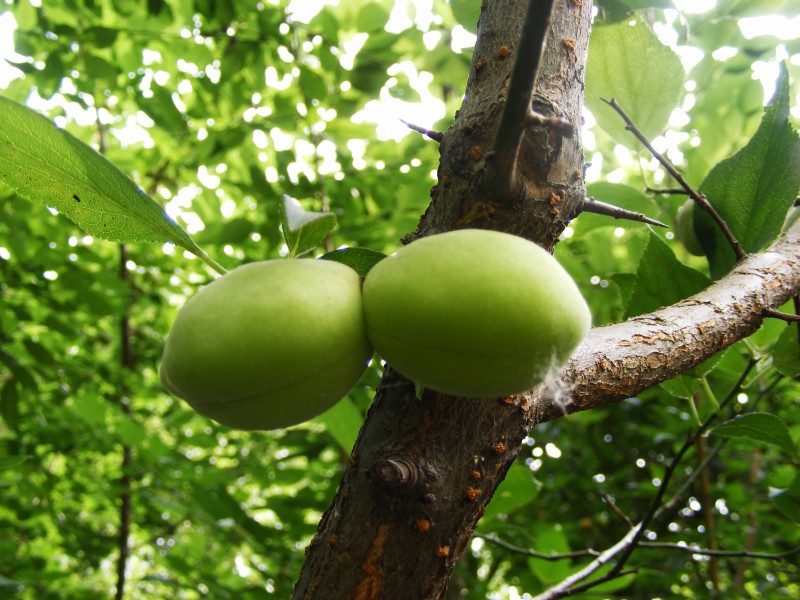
[485,0,557,202]
[603,98,747,261]
[580,196,667,227]
[601,493,633,527]
[530,526,642,600]
[532,369,755,599]
[763,307,800,322]
[696,434,721,593]
[607,375,742,580]
[477,534,599,561]
[639,542,800,561]
[656,441,726,520]
[400,119,443,143]
[647,186,688,196]
[554,568,639,598]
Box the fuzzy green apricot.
[160,259,372,430]
[362,229,591,398]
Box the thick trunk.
[292,0,800,598]
[293,1,594,598]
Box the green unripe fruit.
[362,229,591,398]
[160,260,372,430]
[674,200,705,256]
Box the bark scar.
[349,523,390,600]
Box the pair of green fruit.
[159,229,592,430]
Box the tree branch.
[639,542,800,560]
[530,525,642,600]
[764,307,800,322]
[484,0,557,202]
[528,218,800,424]
[400,119,444,143]
[476,534,599,560]
[532,367,756,598]
[603,98,747,261]
[580,196,667,228]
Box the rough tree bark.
[292,1,800,598]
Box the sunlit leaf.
[314,397,363,452]
[279,196,337,257]
[696,65,800,278]
[586,18,684,142]
[0,96,223,273]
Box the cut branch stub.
[370,457,422,495]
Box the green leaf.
[319,247,386,277]
[772,475,800,525]
[586,18,684,143]
[660,374,700,399]
[481,461,540,521]
[626,231,710,317]
[279,196,337,257]
[449,0,481,33]
[711,412,798,458]
[0,454,28,471]
[0,96,223,273]
[772,323,800,378]
[314,397,363,452]
[356,2,389,32]
[0,381,19,430]
[528,525,572,584]
[696,65,800,278]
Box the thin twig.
[763,308,800,322]
[647,186,688,196]
[536,362,754,599]
[656,441,725,519]
[400,119,444,142]
[476,534,599,560]
[608,367,748,579]
[555,568,639,598]
[639,542,800,560]
[530,527,642,600]
[601,493,634,527]
[603,98,747,261]
[485,0,557,202]
[581,196,667,227]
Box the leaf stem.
[199,253,227,275]
[700,376,720,412]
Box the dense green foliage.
[0,0,798,598]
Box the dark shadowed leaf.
[772,476,800,525]
[319,247,386,277]
[711,412,798,458]
[626,231,710,317]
